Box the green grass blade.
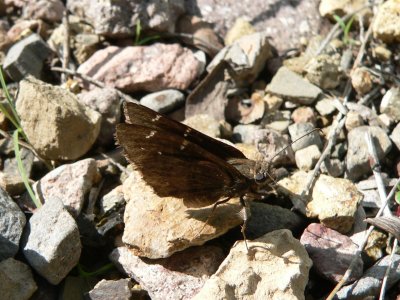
[0,67,21,125]
[13,130,41,208]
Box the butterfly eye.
[255,172,267,184]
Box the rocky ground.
[1,0,400,299]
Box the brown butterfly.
[116,102,276,246]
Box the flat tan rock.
[122,170,243,258]
[193,230,312,300]
[278,171,363,233]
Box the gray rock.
[335,255,400,299]
[391,122,400,151]
[0,258,37,300]
[16,77,101,160]
[315,98,337,115]
[246,202,305,239]
[346,126,392,180]
[262,110,291,133]
[78,87,121,146]
[99,185,125,216]
[110,245,224,300]
[288,122,323,152]
[3,34,52,81]
[183,114,223,139]
[300,223,363,283]
[140,89,185,114]
[232,124,261,144]
[0,187,26,260]
[33,158,100,217]
[345,111,364,131]
[380,87,400,121]
[372,0,400,43]
[22,197,82,285]
[304,54,343,89]
[266,66,322,105]
[68,0,185,38]
[23,0,65,23]
[331,142,347,159]
[88,279,133,300]
[295,144,321,171]
[3,147,34,177]
[321,158,345,177]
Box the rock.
[246,202,305,239]
[177,15,223,57]
[140,89,185,114]
[33,158,100,217]
[16,77,101,160]
[295,144,321,171]
[373,45,392,61]
[22,0,65,23]
[3,34,52,81]
[78,43,202,93]
[21,197,81,285]
[378,113,395,128]
[335,255,400,300]
[319,0,372,22]
[288,122,323,152]
[225,92,266,124]
[224,18,256,45]
[315,97,337,115]
[380,87,400,121]
[262,110,291,133]
[321,158,345,177]
[264,94,283,111]
[255,128,295,165]
[372,0,400,43]
[266,67,322,105]
[3,147,34,178]
[291,106,316,125]
[0,173,25,196]
[0,187,26,260]
[99,185,125,216]
[207,32,272,85]
[346,102,387,129]
[331,142,347,159]
[77,87,121,146]
[122,171,242,258]
[300,223,363,283]
[68,0,185,38]
[0,258,37,300]
[304,54,343,89]
[391,122,400,151]
[232,124,261,144]
[278,171,363,233]
[193,230,312,300]
[88,279,133,300]
[351,67,373,95]
[346,126,392,180]
[110,245,224,300]
[362,230,387,263]
[345,111,364,131]
[183,114,223,139]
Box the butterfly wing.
[116,121,249,207]
[122,102,246,160]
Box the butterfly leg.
[196,197,232,237]
[239,196,251,251]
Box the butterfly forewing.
[116,104,251,207]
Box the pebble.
[0,187,26,260]
[23,0,65,23]
[291,106,316,125]
[21,197,82,285]
[315,97,337,116]
[266,66,322,105]
[0,258,37,300]
[224,18,256,45]
[345,111,364,131]
[391,122,400,151]
[278,171,363,233]
[110,245,224,300]
[304,53,343,89]
[288,122,323,152]
[193,230,312,299]
[33,158,101,217]
[88,278,133,300]
[380,87,400,121]
[16,76,101,160]
[372,0,400,43]
[77,43,202,92]
[232,124,261,144]
[351,67,373,95]
[346,126,392,180]
[140,89,185,114]
[321,158,345,177]
[183,114,223,139]
[295,144,321,171]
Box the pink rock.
[23,0,65,23]
[300,223,363,283]
[78,43,202,92]
[291,106,316,125]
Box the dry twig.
[61,10,71,83]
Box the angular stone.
[183,114,223,139]
[288,122,322,152]
[391,122,400,151]
[22,197,81,285]
[140,89,185,114]
[380,87,400,121]
[295,144,321,171]
[88,278,132,300]
[33,158,100,217]
[372,0,400,43]
[16,77,101,160]
[110,245,224,300]
[193,230,312,300]
[0,187,26,260]
[23,0,65,23]
[0,258,37,300]
[77,43,202,93]
[278,171,363,233]
[232,124,261,144]
[304,54,342,89]
[266,67,322,105]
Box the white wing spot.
[146,130,156,139]
[158,151,162,155]
[151,115,161,122]
[180,140,189,150]
[183,128,192,137]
